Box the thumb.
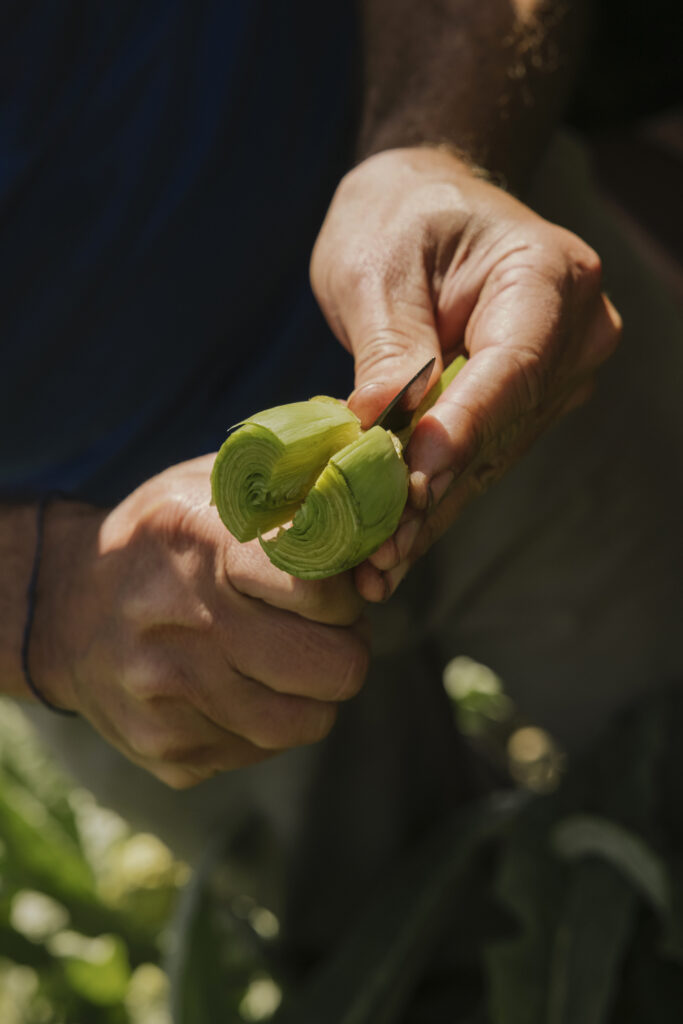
[344,288,443,429]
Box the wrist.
[358,1,589,191]
[350,144,491,191]
[29,499,103,714]
[0,504,41,700]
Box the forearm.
[358,0,590,188]
[0,503,38,699]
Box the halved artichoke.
[211,357,466,579]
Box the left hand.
[310,146,622,601]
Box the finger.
[406,348,521,507]
[137,733,272,789]
[79,688,255,784]
[405,271,572,500]
[223,537,365,626]
[131,617,367,710]
[110,668,340,773]
[354,559,389,603]
[392,372,597,580]
[114,694,238,765]
[220,599,370,703]
[342,269,444,428]
[367,507,422,572]
[184,667,342,751]
[137,733,274,790]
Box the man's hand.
[30,456,369,788]
[311,147,622,601]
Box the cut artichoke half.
[260,425,409,579]
[210,397,363,545]
[211,355,467,579]
[211,401,407,578]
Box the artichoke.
[211,357,466,579]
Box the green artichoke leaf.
[210,398,362,543]
[259,426,409,579]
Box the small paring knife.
[371,357,436,434]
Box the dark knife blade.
[371,357,436,433]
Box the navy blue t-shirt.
[0,1,357,504]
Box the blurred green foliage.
[0,697,186,1023]
[4,669,683,1024]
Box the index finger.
[220,534,365,626]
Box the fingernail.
[395,516,422,562]
[348,383,392,428]
[430,470,454,504]
[409,470,430,510]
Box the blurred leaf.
[547,860,637,1024]
[10,889,70,942]
[401,854,513,1024]
[169,856,259,1023]
[125,963,173,1024]
[271,792,525,1024]
[484,799,566,1024]
[49,931,131,1006]
[0,922,53,969]
[0,766,96,904]
[0,699,81,844]
[0,767,169,970]
[552,815,671,915]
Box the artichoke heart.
[260,426,409,579]
[210,397,362,543]
[211,404,408,578]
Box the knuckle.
[128,729,166,762]
[128,722,192,764]
[505,345,549,410]
[531,227,602,295]
[577,244,603,284]
[569,239,603,292]
[124,662,188,704]
[457,399,492,458]
[128,729,160,761]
